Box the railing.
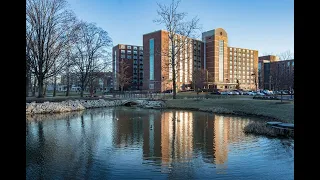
[106,91,167,100]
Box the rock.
[26,99,166,114]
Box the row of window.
[230,79,254,84]
[229,48,254,53]
[120,45,143,50]
[230,55,254,58]
[121,50,143,55]
[120,55,144,59]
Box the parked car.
[220,91,228,95]
[211,91,221,95]
[162,90,173,93]
[242,91,249,95]
[232,91,240,95]
[227,91,234,95]
[233,90,243,95]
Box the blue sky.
[66,0,294,56]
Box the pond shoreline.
[26,98,293,138]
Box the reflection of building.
[160,111,193,164]
[111,108,254,171]
[213,116,229,171]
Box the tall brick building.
[202,28,258,90]
[142,30,204,92]
[112,44,143,90]
[141,28,258,92]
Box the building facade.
[142,30,204,92]
[112,44,144,91]
[258,55,294,90]
[202,28,259,90]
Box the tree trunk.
[66,71,70,96]
[53,75,57,97]
[37,76,44,98]
[26,70,30,97]
[172,44,176,99]
[43,83,47,97]
[32,76,36,97]
[80,84,84,97]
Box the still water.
[26,107,294,180]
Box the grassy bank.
[165,98,294,123]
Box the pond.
[26,107,294,180]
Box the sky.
[66,0,294,56]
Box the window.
[121,50,125,54]
[218,40,224,82]
[127,45,131,49]
[133,46,137,50]
[133,50,137,54]
[149,84,154,89]
[120,44,126,49]
[127,55,131,59]
[139,47,143,50]
[127,50,132,54]
[140,51,143,55]
[121,54,125,58]
[149,39,154,80]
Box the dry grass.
[165,98,294,123]
[244,122,294,138]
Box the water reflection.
[26,107,294,180]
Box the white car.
[232,91,240,95]
[227,91,233,95]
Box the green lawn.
[165,98,294,123]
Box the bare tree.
[117,60,132,92]
[72,22,112,97]
[251,67,258,91]
[278,50,294,61]
[191,69,206,92]
[154,0,200,99]
[26,0,77,98]
[236,79,240,90]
